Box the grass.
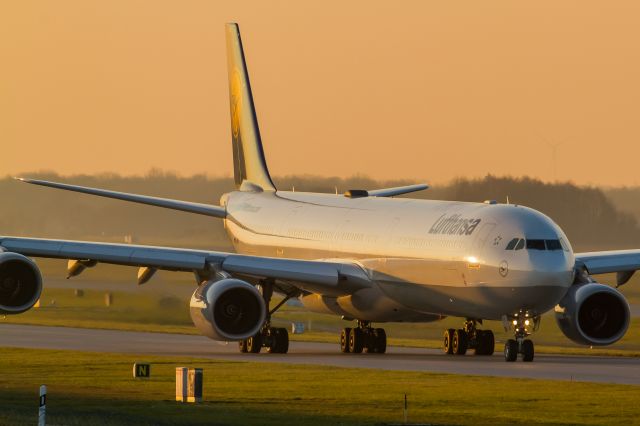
[0,347,639,426]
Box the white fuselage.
[223,191,575,322]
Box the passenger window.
[526,239,546,250]
[505,238,519,250]
[545,240,562,251]
[515,239,525,250]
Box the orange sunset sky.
[1,1,639,186]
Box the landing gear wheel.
[265,327,288,354]
[365,328,387,354]
[475,330,495,356]
[443,328,454,354]
[247,333,262,353]
[348,327,364,353]
[521,339,534,362]
[239,339,248,353]
[340,328,351,353]
[452,329,468,355]
[504,339,518,362]
[374,328,387,354]
[483,330,495,356]
[265,328,276,354]
[277,327,289,354]
[364,333,376,354]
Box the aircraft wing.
[0,236,371,296]
[15,178,227,218]
[575,249,640,286]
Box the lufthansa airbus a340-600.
[1,24,638,362]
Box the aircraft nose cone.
[527,251,574,287]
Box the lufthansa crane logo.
[230,69,242,139]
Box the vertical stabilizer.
[226,23,276,191]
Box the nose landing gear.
[503,311,539,362]
[442,320,495,356]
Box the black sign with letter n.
[133,363,150,378]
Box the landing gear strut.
[442,320,495,356]
[503,311,539,362]
[238,280,290,354]
[340,320,387,354]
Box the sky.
[1,1,640,186]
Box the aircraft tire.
[277,327,289,354]
[443,328,454,354]
[373,328,387,354]
[247,333,262,353]
[265,328,276,353]
[239,339,248,353]
[452,329,468,355]
[340,328,351,353]
[522,339,534,362]
[504,339,518,362]
[475,330,495,356]
[349,328,364,353]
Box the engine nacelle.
[0,252,43,315]
[189,278,266,341]
[555,283,630,346]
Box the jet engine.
[555,283,630,346]
[0,252,43,315]
[189,278,266,341]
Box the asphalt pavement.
[1,324,638,385]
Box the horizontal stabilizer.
[16,178,227,218]
[367,184,429,197]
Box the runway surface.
[1,324,638,385]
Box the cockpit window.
[505,238,519,250]
[509,238,565,251]
[526,239,546,250]
[545,239,562,251]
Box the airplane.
[1,23,638,362]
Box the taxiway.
[1,324,638,385]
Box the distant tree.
[1,172,637,250]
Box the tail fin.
[226,23,276,192]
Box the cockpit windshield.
[505,238,566,251]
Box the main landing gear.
[442,320,495,356]
[340,320,387,354]
[238,280,290,354]
[503,311,539,362]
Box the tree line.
[1,171,638,251]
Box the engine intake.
[555,283,630,346]
[0,252,43,315]
[189,278,266,341]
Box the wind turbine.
[536,133,568,182]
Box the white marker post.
[38,385,46,426]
